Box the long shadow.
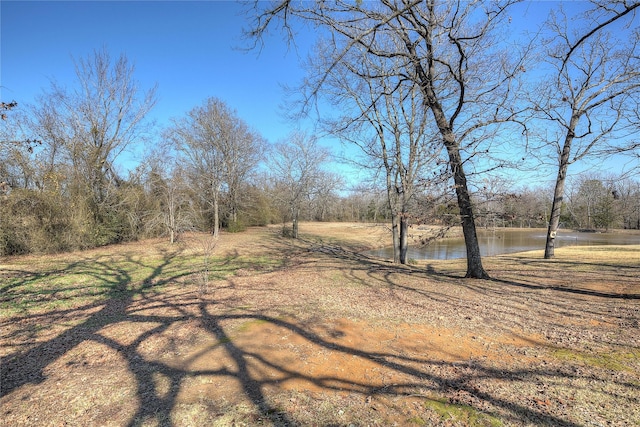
[282,237,636,337]
[197,313,586,427]
[2,235,638,426]
[0,249,197,427]
[1,243,300,426]
[209,235,633,423]
[197,303,296,426]
[489,276,640,299]
[1,258,136,396]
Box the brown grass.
[1,222,639,426]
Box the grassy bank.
[1,223,639,426]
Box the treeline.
[340,174,640,232]
[3,128,639,257]
[472,176,640,231]
[0,50,344,255]
[1,49,639,256]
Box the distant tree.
[240,178,279,226]
[166,97,262,238]
[572,178,605,229]
[0,110,38,190]
[475,176,513,229]
[569,176,620,231]
[534,5,640,258]
[334,185,388,223]
[309,172,344,222]
[512,187,551,228]
[144,165,194,244]
[27,48,157,246]
[219,118,265,229]
[616,177,640,229]
[269,131,333,238]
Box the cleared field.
[1,223,639,426]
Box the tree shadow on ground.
[1,236,638,426]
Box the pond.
[366,229,640,261]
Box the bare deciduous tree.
[220,119,265,228]
[0,101,41,153]
[145,164,195,244]
[534,6,640,258]
[246,0,527,278]
[29,48,157,245]
[270,131,333,239]
[167,97,262,237]
[316,41,439,263]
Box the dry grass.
[1,222,639,426]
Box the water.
[366,229,640,260]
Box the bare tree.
[0,108,38,190]
[316,41,439,263]
[167,97,262,237]
[309,171,344,222]
[475,176,514,229]
[144,164,195,244]
[247,0,527,278]
[35,48,155,202]
[269,131,333,238]
[559,1,640,73]
[616,177,640,229]
[534,6,640,258]
[28,48,157,245]
[0,101,41,153]
[220,118,265,227]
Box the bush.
[281,225,294,238]
[226,219,247,233]
[0,189,71,254]
[0,217,29,256]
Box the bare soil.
[1,223,639,426]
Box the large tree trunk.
[292,207,300,239]
[213,194,220,239]
[399,214,409,264]
[445,139,489,279]
[410,30,488,278]
[545,133,574,259]
[390,212,401,263]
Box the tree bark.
[292,206,300,239]
[406,19,489,279]
[445,137,489,279]
[390,212,401,263]
[213,194,220,238]
[399,214,409,264]
[544,132,574,258]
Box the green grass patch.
[425,397,503,427]
[552,348,639,372]
[406,416,427,425]
[235,318,270,333]
[1,255,180,315]
[0,275,109,315]
[0,249,285,317]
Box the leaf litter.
[1,224,639,426]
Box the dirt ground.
[1,223,639,426]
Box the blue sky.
[1,1,636,188]
[1,1,316,163]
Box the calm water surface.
[367,229,640,260]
